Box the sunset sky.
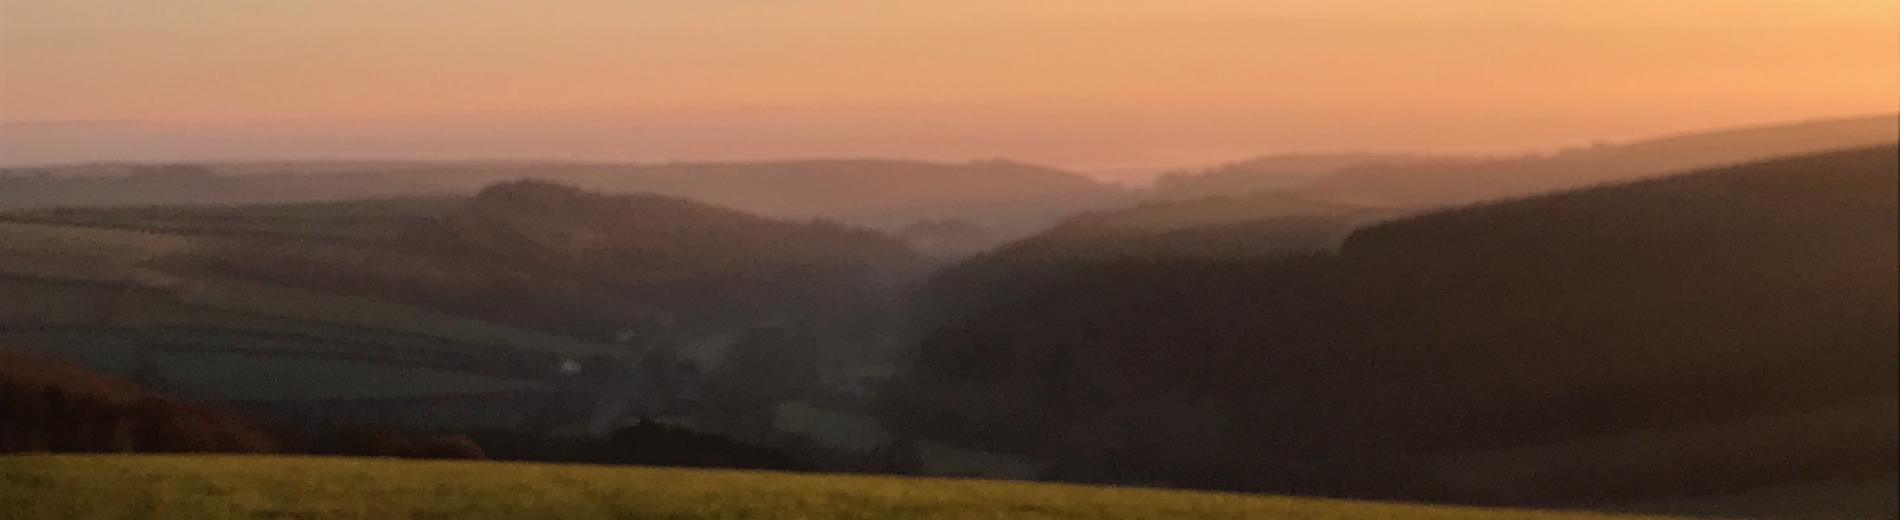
[2,0,1896,171]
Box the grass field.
[0,197,457,244]
[174,278,626,362]
[0,221,191,260]
[0,216,619,363]
[0,455,1695,520]
[0,221,195,283]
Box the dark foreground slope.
[885,145,1899,515]
[0,350,283,454]
[0,350,819,470]
[0,351,487,458]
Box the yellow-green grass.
[3,198,456,243]
[0,222,195,282]
[0,455,1696,520]
[0,221,191,260]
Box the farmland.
[0,207,631,434]
[0,186,929,445]
[0,198,458,244]
[0,455,1692,520]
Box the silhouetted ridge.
[885,145,1899,508]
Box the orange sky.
[1,1,1896,169]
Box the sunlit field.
[0,455,1692,520]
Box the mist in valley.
[3,2,1898,519]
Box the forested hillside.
[914,192,1389,337]
[910,115,1896,346]
[884,145,1899,512]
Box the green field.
[0,221,192,260]
[0,215,623,432]
[0,210,611,359]
[0,197,457,244]
[0,455,1693,520]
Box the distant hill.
[0,159,1131,252]
[544,159,1126,227]
[1295,114,1898,207]
[917,115,1897,335]
[377,180,922,337]
[1,180,923,342]
[1144,114,1896,210]
[884,145,1899,515]
[417,180,918,286]
[1152,153,1446,200]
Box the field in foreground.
[0,455,1692,520]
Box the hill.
[883,145,1899,515]
[1295,114,1898,207]
[1145,114,1895,209]
[1,181,923,443]
[913,192,1391,336]
[0,454,1689,520]
[0,350,282,454]
[1151,153,1446,200]
[3,181,920,341]
[0,350,818,469]
[0,159,1131,253]
[913,115,1896,343]
[0,350,490,458]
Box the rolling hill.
[1151,152,1446,200]
[1297,114,1898,207]
[909,115,1896,349]
[883,145,1899,516]
[2,181,920,341]
[1149,114,1897,208]
[0,181,924,438]
[0,159,1132,253]
[913,192,1391,337]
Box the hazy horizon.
[3,111,1893,182]
[4,1,1897,172]
[4,3,1899,517]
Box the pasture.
[0,215,624,433]
[0,455,1693,520]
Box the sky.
[2,0,1896,171]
